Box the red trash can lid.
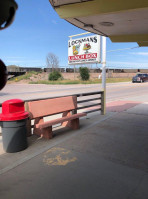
[0,99,29,121]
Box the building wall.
[62,72,137,80]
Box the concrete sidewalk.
[0,112,115,174]
[0,101,148,199]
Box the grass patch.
[29,77,132,85]
[29,80,81,85]
[9,71,41,82]
[106,77,132,83]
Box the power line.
[107,46,139,53]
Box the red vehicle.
[132,73,148,83]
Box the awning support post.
[101,36,106,115]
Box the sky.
[0,0,148,69]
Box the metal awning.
[49,0,148,46]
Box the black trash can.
[0,99,29,153]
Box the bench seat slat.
[36,113,86,129]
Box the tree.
[46,53,59,72]
[48,71,62,81]
[79,67,90,81]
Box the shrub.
[79,67,90,81]
[48,70,62,81]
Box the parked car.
[132,73,148,83]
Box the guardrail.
[75,91,104,114]
[0,91,105,114]
[0,91,105,136]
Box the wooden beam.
[54,0,148,19]
[110,34,148,42]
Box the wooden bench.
[28,96,87,139]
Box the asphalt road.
[0,81,148,103]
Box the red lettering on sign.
[69,53,97,61]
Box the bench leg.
[62,111,71,127]
[63,118,80,130]
[41,126,53,139]
[62,112,80,130]
[70,118,80,130]
[34,117,53,139]
[34,117,43,137]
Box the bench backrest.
[28,96,77,119]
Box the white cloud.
[3,56,26,59]
[6,60,24,63]
[130,52,148,56]
[7,60,41,63]
[107,61,148,68]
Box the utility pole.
[101,36,106,115]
